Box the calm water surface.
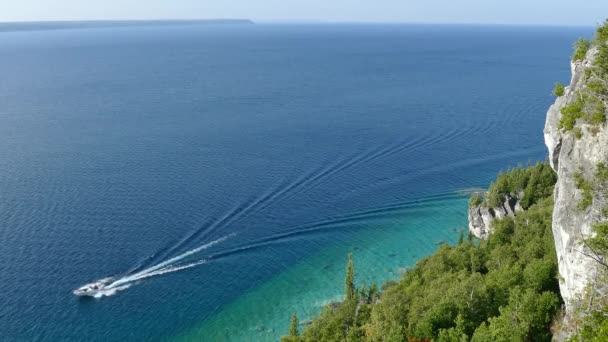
[0,23,590,341]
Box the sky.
[1,0,607,26]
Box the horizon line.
[0,18,597,29]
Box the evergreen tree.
[289,313,299,337]
[457,229,464,245]
[368,283,378,302]
[345,253,355,300]
[359,284,367,303]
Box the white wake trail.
[125,259,209,283]
[92,261,208,298]
[107,234,234,289]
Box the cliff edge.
[544,46,606,311]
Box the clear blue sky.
[1,0,607,26]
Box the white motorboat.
[73,278,114,297]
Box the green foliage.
[553,82,565,96]
[587,222,608,259]
[475,288,559,342]
[468,193,483,207]
[559,94,585,131]
[290,313,299,337]
[594,20,608,77]
[597,19,608,43]
[586,79,607,95]
[298,297,359,341]
[570,310,608,342]
[437,314,468,342]
[596,44,608,77]
[595,162,608,183]
[292,165,560,341]
[585,95,606,125]
[281,314,301,342]
[345,254,356,301]
[571,162,608,212]
[558,90,606,132]
[573,38,591,61]
[564,21,608,136]
[485,162,556,209]
[574,172,594,210]
[569,199,608,341]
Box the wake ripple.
[205,192,465,261]
[80,234,234,298]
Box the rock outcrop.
[543,47,606,311]
[468,193,524,240]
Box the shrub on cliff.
[558,92,606,132]
[594,20,608,75]
[574,172,594,210]
[469,193,483,207]
[559,94,585,131]
[573,38,591,61]
[586,79,607,95]
[553,82,565,97]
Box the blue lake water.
[0,23,591,341]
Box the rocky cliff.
[544,47,606,311]
[468,193,523,239]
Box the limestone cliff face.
[468,194,523,240]
[544,48,605,310]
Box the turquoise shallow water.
[0,23,592,341]
[179,194,467,341]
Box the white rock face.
[468,194,523,240]
[543,48,606,310]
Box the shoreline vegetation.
[281,164,560,341]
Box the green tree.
[280,313,300,342]
[469,193,483,207]
[368,283,378,302]
[290,313,299,337]
[583,222,608,270]
[345,253,356,301]
[553,82,565,96]
[573,38,591,61]
[437,314,468,342]
[484,289,559,342]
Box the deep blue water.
[0,23,591,341]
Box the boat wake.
[77,234,234,298]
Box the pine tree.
[289,313,299,337]
[369,283,378,302]
[345,253,355,300]
[458,229,464,245]
[359,284,367,303]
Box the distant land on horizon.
[0,19,254,32]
